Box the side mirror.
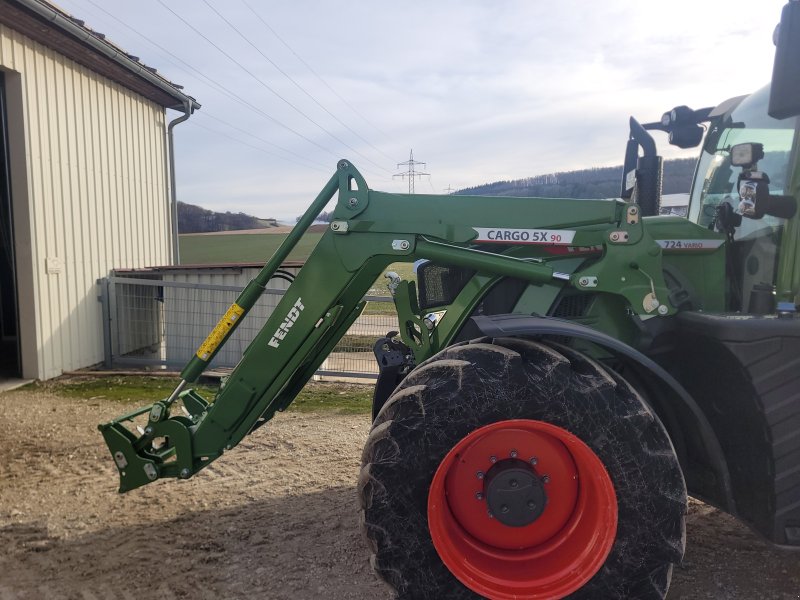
[654,105,711,149]
[769,2,800,119]
[667,125,704,149]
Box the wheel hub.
[441,424,579,550]
[428,419,618,600]
[484,458,547,527]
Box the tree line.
[457,158,696,198]
[178,158,697,233]
[177,202,277,234]
[296,210,335,224]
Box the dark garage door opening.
[0,71,20,378]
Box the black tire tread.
[360,338,686,599]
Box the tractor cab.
[623,1,800,314]
[688,85,799,312]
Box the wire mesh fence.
[99,274,398,380]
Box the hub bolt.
[475,492,484,500]
[476,471,485,480]
[489,455,497,463]
[500,505,509,514]
[510,449,518,458]
[542,475,551,484]
[530,456,538,466]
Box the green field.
[179,232,324,264]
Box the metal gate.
[98,271,397,380]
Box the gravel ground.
[0,387,798,599]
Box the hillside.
[177,201,279,234]
[178,158,696,235]
[458,158,696,198]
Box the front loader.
[99,4,800,599]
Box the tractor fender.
[470,314,736,513]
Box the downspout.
[167,101,192,264]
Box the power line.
[393,149,429,194]
[194,112,330,170]
[154,0,346,158]
[427,176,437,194]
[74,0,392,183]
[191,115,395,186]
[239,0,393,144]
[204,0,395,165]
[187,120,329,172]
[79,0,340,168]
[158,0,389,174]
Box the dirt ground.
[1,387,798,599]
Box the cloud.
[56,0,788,219]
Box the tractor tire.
[358,337,686,600]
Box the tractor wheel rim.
[427,419,617,600]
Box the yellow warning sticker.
[196,303,245,361]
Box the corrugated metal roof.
[114,262,307,274]
[1,0,199,110]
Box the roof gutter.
[13,0,200,111]
[168,102,192,264]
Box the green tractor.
[99,3,800,598]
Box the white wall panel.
[0,24,173,379]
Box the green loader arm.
[99,160,685,493]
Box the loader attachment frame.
[99,159,714,493]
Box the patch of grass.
[289,382,372,415]
[363,299,397,316]
[41,376,372,415]
[39,376,218,405]
[178,232,324,264]
[335,334,378,352]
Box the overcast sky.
[55,0,788,221]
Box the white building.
[0,0,198,380]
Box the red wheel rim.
[428,419,617,600]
